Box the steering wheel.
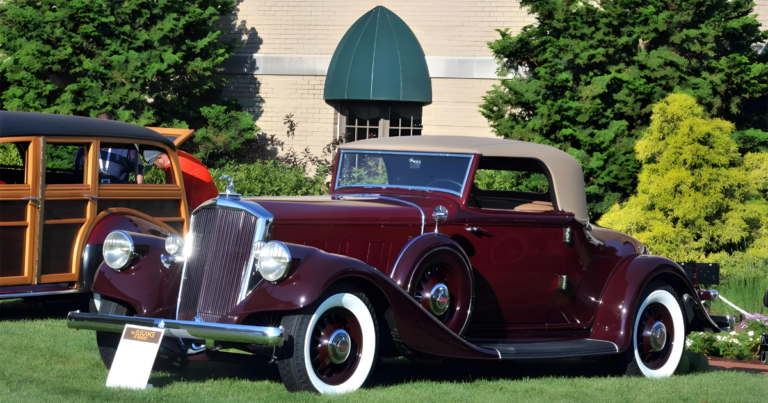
[427,178,463,190]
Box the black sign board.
[679,263,720,285]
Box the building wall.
[222,1,768,157]
[230,1,535,57]
[221,75,499,155]
[423,78,498,138]
[221,74,335,153]
[757,0,768,30]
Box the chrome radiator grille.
[178,207,259,322]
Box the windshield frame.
[334,149,474,197]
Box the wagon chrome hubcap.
[327,329,351,364]
[428,283,450,316]
[649,321,667,352]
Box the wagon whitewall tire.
[630,288,685,378]
[277,288,378,394]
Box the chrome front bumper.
[66,311,284,346]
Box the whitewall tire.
[278,287,378,393]
[629,286,685,378]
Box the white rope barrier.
[718,295,749,316]
[717,293,768,326]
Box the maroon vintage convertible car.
[68,136,732,393]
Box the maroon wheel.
[409,248,472,335]
[309,308,363,385]
[636,302,675,369]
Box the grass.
[1,299,766,402]
[710,272,768,317]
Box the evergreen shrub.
[482,0,768,217]
[209,161,326,197]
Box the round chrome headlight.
[258,241,291,282]
[165,234,184,255]
[103,230,135,270]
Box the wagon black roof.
[0,111,176,149]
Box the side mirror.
[432,205,448,233]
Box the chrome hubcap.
[428,283,450,316]
[649,321,667,352]
[327,329,351,364]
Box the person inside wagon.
[145,150,218,210]
[73,111,145,184]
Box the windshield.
[335,151,473,196]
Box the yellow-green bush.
[598,94,768,278]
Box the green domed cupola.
[323,6,431,104]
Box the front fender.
[232,244,497,360]
[82,209,182,291]
[90,217,182,318]
[589,255,718,352]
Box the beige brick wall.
[423,78,495,138]
[229,0,535,57]
[221,75,497,156]
[221,74,336,156]
[228,0,768,58]
[757,0,768,29]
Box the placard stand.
[106,325,165,390]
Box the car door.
[458,156,571,336]
[95,139,189,235]
[39,138,98,283]
[463,212,568,328]
[0,137,42,286]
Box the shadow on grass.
[0,296,88,321]
[149,355,616,389]
[1,297,620,389]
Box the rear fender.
[590,255,720,352]
[236,244,497,360]
[88,212,182,318]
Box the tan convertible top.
[340,136,589,222]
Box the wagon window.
[93,143,174,185]
[48,143,88,185]
[0,141,28,185]
[468,157,555,212]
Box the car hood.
[242,194,458,227]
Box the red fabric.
[164,151,219,210]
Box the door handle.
[465,226,490,235]
[84,195,100,200]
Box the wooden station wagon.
[0,111,194,300]
[67,135,733,393]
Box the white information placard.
[106,325,165,390]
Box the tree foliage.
[598,94,768,268]
[209,161,327,197]
[0,0,244,129]
[187,105,260,168]
[481,0,768,217]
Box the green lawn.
[1,298,766,403]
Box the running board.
[480,339,619,360]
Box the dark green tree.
[481,0,768,218]
[0,0,249,133]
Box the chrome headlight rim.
[257,241,292,282]
[165,233,184,256]
[103,230,135,271]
